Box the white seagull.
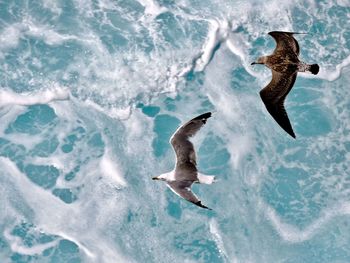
[152,112,215,210]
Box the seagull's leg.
[197,173,216,184]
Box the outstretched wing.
[167,181,212,210]
[260,70,297,138]
[170,112,211,166]
[269,31,301,56]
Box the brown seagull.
[152,112,215,210]
[251,31,319,138]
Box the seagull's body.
[252,31,320,138]
[152,112,214,210]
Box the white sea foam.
[317,54,350,81]
[1,1,349,262]
[266,202,350,243]
[27,28,71,46]
[336,0,350,6]
[81,99,132,120]
[0,87,69,107]
[203,44,255,172]
[4,133,44,151]
[209,219,233,263]
[227,135,253,170]
[0,21,78,52]
[41,0,62,14]
[194,20,229,72]
[100,149,127,187]
[137,0,168,16]
[0,26,21,49]
[24,155,64,172]
[3,229,59,256]
[0,106,26,135]
[54,232,95,259]
[0,157,131,262]
[189,18,254,76]
[0,88,69,149]
[62,43,183,117]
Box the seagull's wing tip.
[194,201,212,210]
[192,112,212,121]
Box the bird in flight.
[251,31,319,138]
[152,112,215,210]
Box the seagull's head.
[152,176,161,181]
[152,172,173,182]
[251,56,267,65]
[152,176,168,182]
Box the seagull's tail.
[299,63,320,75]
[197,174,216,184]
[309,64,320,75]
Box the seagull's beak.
[152,177,158,180]
[251,62,256,65]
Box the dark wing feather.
[167,181,212,210]
[260,71,297,138]
[173,112,211,138]
[269,31,300,56]
[170,112,211,166]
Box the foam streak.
[267,203,350,243]
[0,88,69,107]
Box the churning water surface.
[0,0,350,262]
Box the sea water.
[0,0,350,262]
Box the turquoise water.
[1,0,350,262]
